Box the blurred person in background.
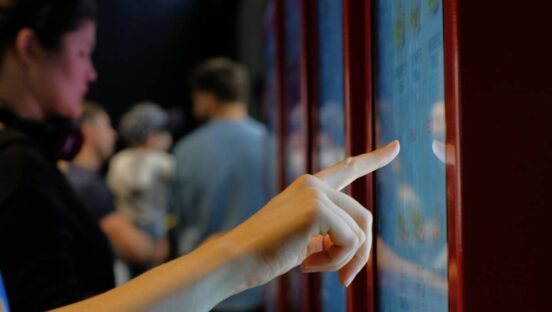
[172,58,269,312]
[63,101,167,281]
[107,101,173,277]
[0,0,398,310]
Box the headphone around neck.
[0,107,83,161]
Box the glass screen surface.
[374,0,448,311]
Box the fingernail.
[391,140,400,150]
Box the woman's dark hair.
[0,0,97,65]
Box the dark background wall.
[88,0,263,139]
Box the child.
[107,102,174,276]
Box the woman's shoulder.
[0,129,46,173]
[0,129,51,205]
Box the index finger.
[315,140,400,190]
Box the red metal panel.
[443,0,463,311]
[343,0,374,311]
[274,0,289,311]
[307,0,321,175]
[361,0,375,310]
[274,0,286,195]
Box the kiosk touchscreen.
[374,0,448,311]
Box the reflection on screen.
[374,0,448,311]
[316,0,346,311]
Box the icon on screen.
[410,6,421,31]
[428,0,439,14]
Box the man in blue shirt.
[172,58,270,312]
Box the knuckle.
[327,265,340,272]
[366,210,373,223]
[323,261,343,272]
[304,186,323,200]
[297,174,316,187]
[356,242,371,263]
[357,230,366,245]
[342,157,357,173]
[305,196,324,217]
[359,209,373,229]
[343,156,355,166]
[345,231,359,247]
[360,247,371,262]
[357,253,369,267]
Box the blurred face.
[193,91,217,121]
[30,20,97,119]
[146,131,173,151]
[85,111,116,161]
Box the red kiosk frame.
[266,0,551,311]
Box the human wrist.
[211,228,264,294]
[138,237,255,311]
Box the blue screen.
[316,0,346,311]
[374,0,448,311]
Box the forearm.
[101,213,156,263]
[52,238,250,312]
[50,143,400,312]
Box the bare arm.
[52,141,400,312]
[100,212,161,264]
[53,238,249,311]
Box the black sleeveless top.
[0,109,115,311]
